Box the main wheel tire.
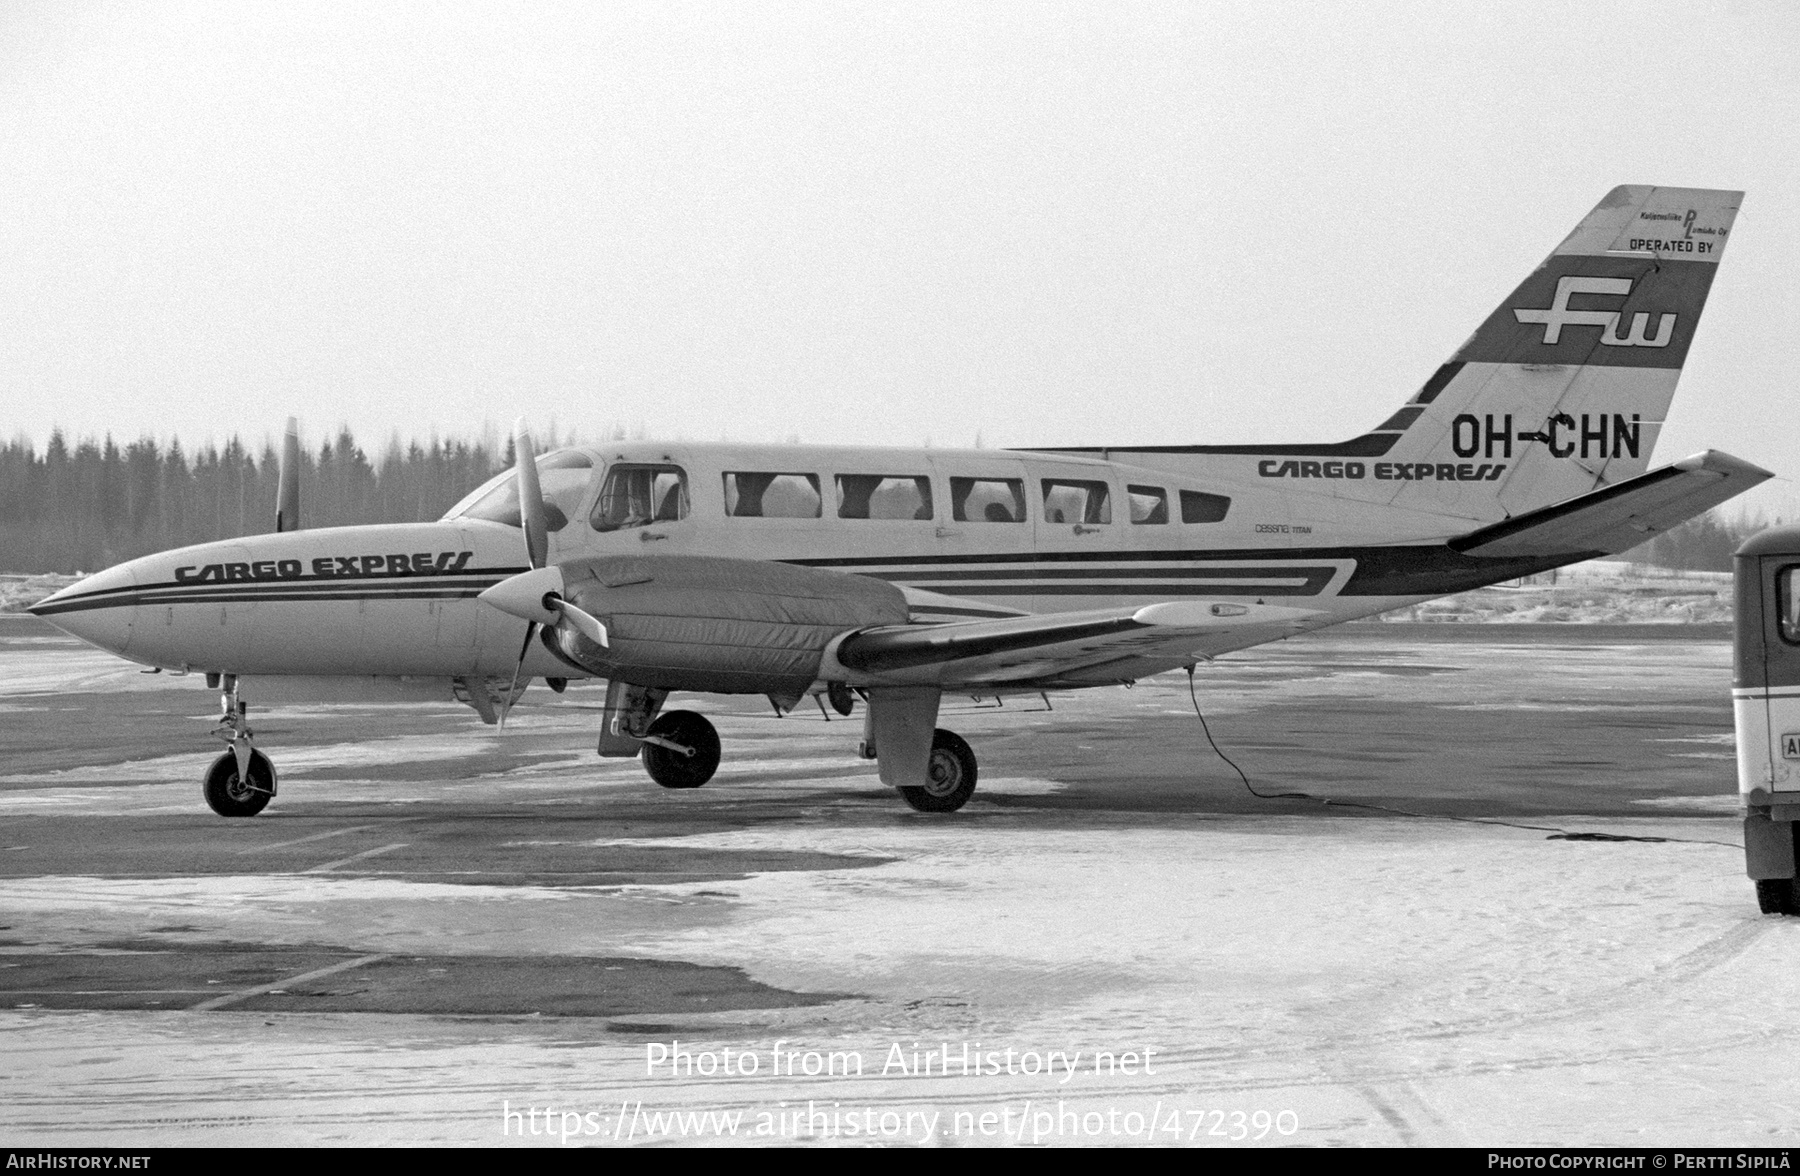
[203,749,275,817]
[641,710,721,789]
[1756,877,1800,916]
[899,728,978,813]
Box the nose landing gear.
[203,674,276,817]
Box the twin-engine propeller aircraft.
[30,185,1770,816]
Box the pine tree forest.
[0,429,507,574]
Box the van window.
[1180,490,1232,524]
[1127,485,1168,525]
[1781,568,1800,645]
[1042,479,1111,525]
[724,472,822,518]
[591,464,688,531]
[951,477,1026,523]
[837,474,933,520]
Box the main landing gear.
[898,729,978,814]
[640,710,722,790]
[203,674,276,817]
[602,681,979,811]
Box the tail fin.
[1364,185,1741,519]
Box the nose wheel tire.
[203,749,275,817]
[641,710,721,789]
[899,728,978,813]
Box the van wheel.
[1756,878,1800,916]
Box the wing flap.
[1448,450,1770,559]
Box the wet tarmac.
[2,614,1795,1147]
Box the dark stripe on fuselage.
[853,566,1334,581]
[29,565,529,618]
[790,545,1582,597]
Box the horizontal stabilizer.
[1449,450,1771,559]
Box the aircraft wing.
[1448,450,1771,559]
[828,600,1327,688]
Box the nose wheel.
[203,673,277,816]
[204,747,276,817]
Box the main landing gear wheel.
[641,710,721,790]
[1756,878,1800,916]
[900,728,978,814]
[203,749,275,817]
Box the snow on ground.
[1377,560,1733,624]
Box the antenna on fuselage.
[274,417,301,532]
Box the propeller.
[274,417,301,532]
[482,419,609,726]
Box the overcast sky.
[3,1,1797,514]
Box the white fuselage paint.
[33,440,1520,685]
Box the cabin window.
[1042,479,1111,525]
[723,472,822,519]
[590,464,688,531]
[457,451,593,531]
[1127,485,1168,524]
[836,474,933,520]
[951,477,1026,523]
[1780,568,1800,645]
[1180,490,1232,524]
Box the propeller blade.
[512,418,548,570]
[553,599,610,648]
[499,620,538,729]
[274,417,301,532]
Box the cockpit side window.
[591,464,689,532]
[452,451,593,531]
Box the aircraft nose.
[27,561,140,657]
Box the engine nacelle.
[541,554,909,695]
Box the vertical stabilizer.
[1367,185,1741,519]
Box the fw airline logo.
[1514,276,1674,348]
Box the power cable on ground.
[1184,665,1742,850]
